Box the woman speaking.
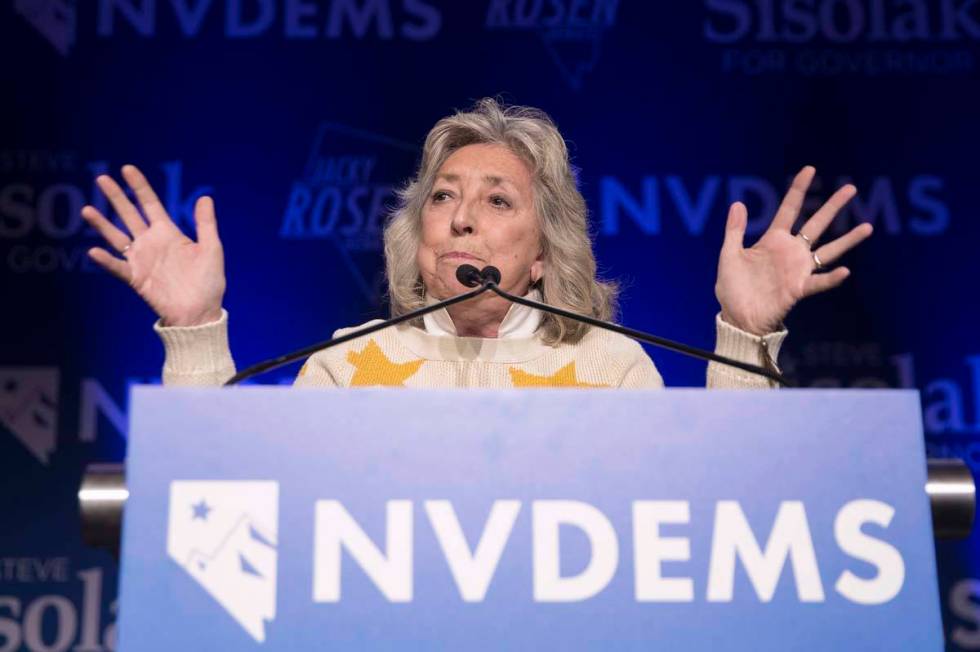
[79,99,872,389]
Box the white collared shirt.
[422,288,543,339]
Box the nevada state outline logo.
[167,481,279,642]
[0,366,59,465]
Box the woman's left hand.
[715,165,874,336]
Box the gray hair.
[383,97,618,345]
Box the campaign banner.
[117,387,941,649]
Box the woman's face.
[417,143,543,300]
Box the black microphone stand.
[224,266,491,385]
[226,264,791,387]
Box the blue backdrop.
[2,1,978,649]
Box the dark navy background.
[1,1,978,649]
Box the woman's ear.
[530,258,544,284]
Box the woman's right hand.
[81,164,226,327]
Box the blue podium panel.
[118,388,941,650]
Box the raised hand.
[81,165,226,327]
[715,166,873,336]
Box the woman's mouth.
[440,251,481,261]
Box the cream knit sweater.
[153,309,787,390]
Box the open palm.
[81,165,226,327]
[715,166,873,335]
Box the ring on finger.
[812,250,825,271]
[797,232,814,249]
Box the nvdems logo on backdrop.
[599,173,950,237]
[0,366,145,464]
[168,480,279,643]
[0,367,58,464]
[485,0,619,90]
[14,0,75,55]
[704,0,979,75]
[16,0,442,56]
[279,123,418,302]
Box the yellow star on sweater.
[347,339,424,387]
[508,361,606,388]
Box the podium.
[103,387,956,649]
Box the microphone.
[456,265,500,288]
[224,264,492,385]
[476,265,792,387]
[455,263,483,288]
[480,266,501,285]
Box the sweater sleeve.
[153,309,237,386]
[707,312,788,390]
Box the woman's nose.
[450,200,477,235]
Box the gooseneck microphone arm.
[224,266,491,385]
[471,266,793,388]
[226,263,790,387]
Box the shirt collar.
[422,287,543,339]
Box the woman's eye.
[432,191,450,202]
[490,195,511,208]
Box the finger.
[813,222,873,266]
[721,201,747,254]
[193,196,221,249]
[121,164,168,224]
[96,173,148,236]
[797,183,858,242]
[81,205,132,253]
[771,166,816,232]
[87,247,131,283]
[803,266,850,297]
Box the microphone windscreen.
[456,264,482,287]
[480,266,502,285]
